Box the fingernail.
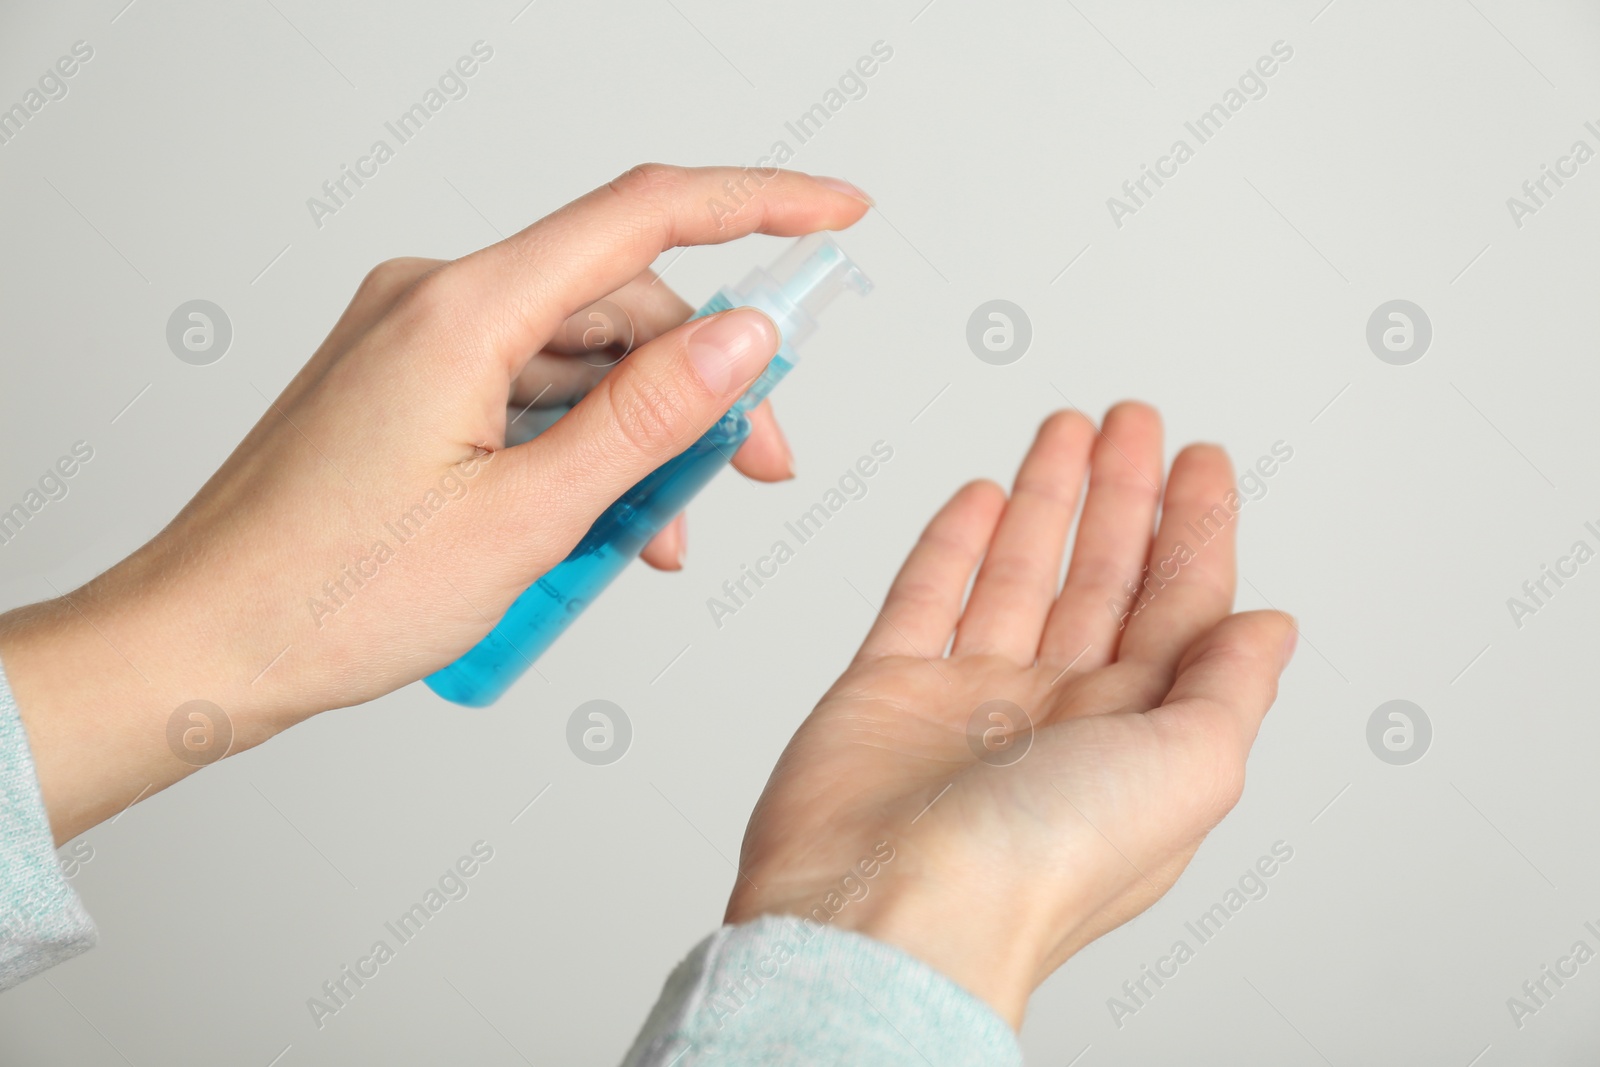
[814,175,874,206]
[1280,617,1299,669]
[688,308,779,393]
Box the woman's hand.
[0,164,871,843]
[725,403,1296,1028]
[349,255,802,572]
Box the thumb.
[498,305,780,545]
[1150,610,1297,757]
[1141,609,1296,825]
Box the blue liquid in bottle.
[425,237,870,706]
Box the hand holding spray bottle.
[425,234,872,706]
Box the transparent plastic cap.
[727,233,872,353]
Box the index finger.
[451,164,872,376]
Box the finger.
[951,411,1094,664]
[641,512,686,571]
[731,399,794,481]
[510,270,695,407]
[1038,402,1164,671]
[509,340,793,489]
[491,306,781,555]
[441,165,872,377]
[542,270,694,358]
[856,480,1007,661]
[511,279,791,480]
[1147,611,1297,800]
[1116,444,1239,688]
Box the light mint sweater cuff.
[0,657,97,991]
[624,915,1023,1066]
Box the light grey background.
[2,0,1597,1063]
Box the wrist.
[0,568,298,843]
[830,881,1044,1029]
[728,852,1058,1030]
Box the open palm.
[726,404,1296,1026]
